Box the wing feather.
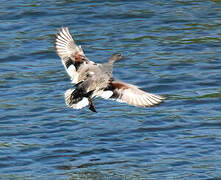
[109,81,165,107]
[55,27,93,84]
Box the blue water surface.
[0,0,221,179]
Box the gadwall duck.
[55,27,165,112]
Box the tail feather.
[64,89,89,109]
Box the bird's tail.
[64,89,89,109]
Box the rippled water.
[0,0,221,179]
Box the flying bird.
[55,27,165,112]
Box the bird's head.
[108,53,124,64]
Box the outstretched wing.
[107,81,165,107]
[55,27,91,83]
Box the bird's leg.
[88,98,97,113]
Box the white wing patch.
[100,90,113,99]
